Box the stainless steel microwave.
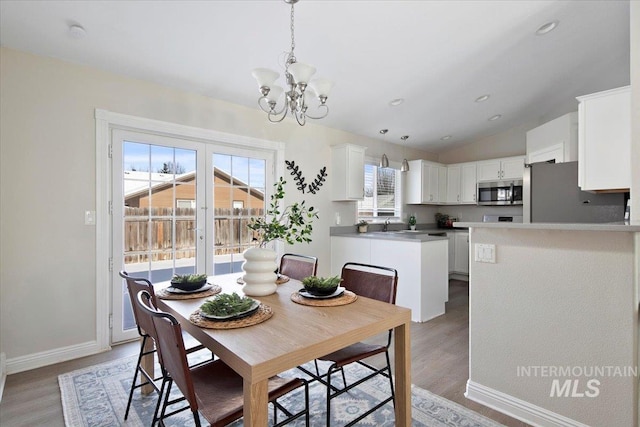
[477,180,523,205]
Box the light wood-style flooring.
[0,279,529,426]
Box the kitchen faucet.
[383,219,390,232]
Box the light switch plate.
[474,243,496,263]
[85,210,96,225]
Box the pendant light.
[400,135,410,172]
[379,129,389,168]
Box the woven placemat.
[156,284,222,300]
[236,275,290,285]
[290,290,357,307]
[189,304,273,329]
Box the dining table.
[151,272,413,426]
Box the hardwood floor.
[405,280,530,427]
[0,279,530,426]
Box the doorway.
[110,128,272,343]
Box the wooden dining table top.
[154,272,413,426]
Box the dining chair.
[278,253,318,281]
[118,271,209,421]
[136,289,310,427]
[306,262,398,427]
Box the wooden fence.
[123,207,264,264]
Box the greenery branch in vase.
[247,176,318,247]
[242,177,319,296]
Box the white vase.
[241,247,278,296]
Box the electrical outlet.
[474,243,496,263]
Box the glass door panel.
[212,153,266,275]
[112,130,205,343]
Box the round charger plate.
[189,304,273,329]
[290,290,357,307]
[156,284,222,300]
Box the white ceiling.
[0,0,630,153]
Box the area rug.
[59,355,504,426]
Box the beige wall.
[469,227,637,426]
[0,47,437,366]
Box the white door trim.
[95,109,285,349]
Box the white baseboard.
[6,341,110,375]
[0,352,6,402]
[465,380,590,427]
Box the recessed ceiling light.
[536,20,558,36]
[440,135,452,141]
[488,114,502,121]
[68,24,87,39]
[475,95,490,103]
[389,98,404,107]
[379,129,389,135]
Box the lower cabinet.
[446,231,469,276]
[331,236,448,322]
[453,231,469,274]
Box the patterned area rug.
[59,355,504,426]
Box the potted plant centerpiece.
[243,177,318,296]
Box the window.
[357,163,401,221]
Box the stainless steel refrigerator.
[523,161,625,223]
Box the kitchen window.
[357,163,402,221]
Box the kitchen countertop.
[454,221,640,232]
[331,230,450,242]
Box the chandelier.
[252,0,333,126]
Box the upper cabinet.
[446,162,477,204]
[476,156,524,182]
[576,86,631,192]
[331,144,366,201]
[460,163,477,203]
[446,165,461,203]
[526,112,578,164]
[406,160,441,204]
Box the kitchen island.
[330,230,448,322]
[455,220,640,427]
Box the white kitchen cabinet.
[453,231,469,274]
[405,160,441,204]
[331,144,366,201]
[437,166,448,204]
[331,235,449,322]
[460,163,477,203]
[476,156,524,182]
[446,163,477,205]
[447,232,455,273]
[446,165,461,203]
[577,86,631,191]
[526,112,578,164]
